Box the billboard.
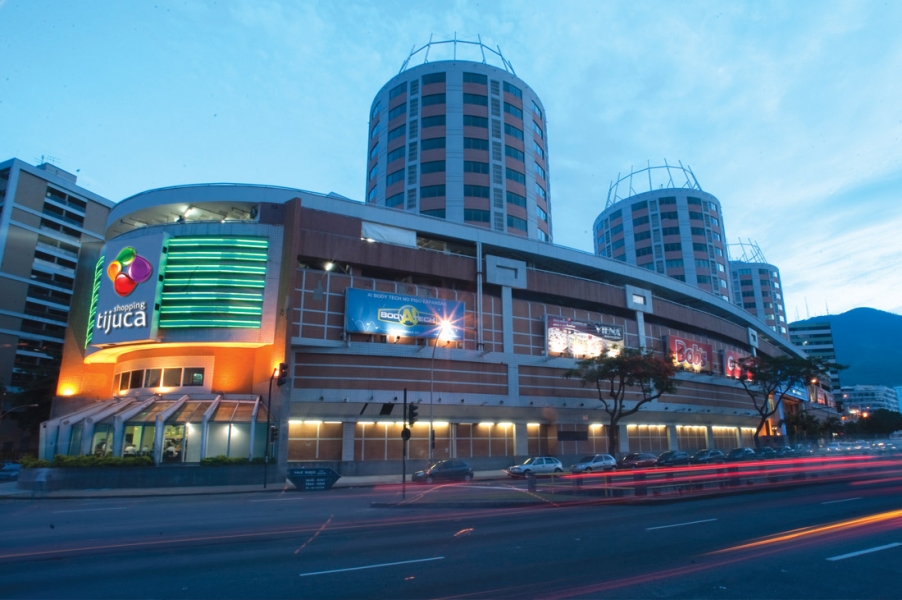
[724,349,750,379]
[668,335,713,372]
[545,315,624,358]
[88,233,168,349]
[345,288,465,339]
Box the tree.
[737,355,844,448]
[779,410,821,445]
[845,409,902,437]
[563,346,679,458]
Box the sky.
[2,0,901,320]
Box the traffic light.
[835,401,843,414]
[269,424,279,442]
[276,362,288,387]
[407,403,419,426]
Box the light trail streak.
[646,518,717,530]
[711,509,902,554]
[294,515,333,554]
[298,556,444,577]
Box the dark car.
[775,446,795,459]
[725,447,756,462]
[755,447,777,460]
[0,462,22,482]
[617,452,658,469]
[655,450,691,467]
[412,459,474,484]
[690,449,726,464]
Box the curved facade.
[365,41,552,242]
[47,183,809,474]
[594,164,731,301]
[730,261,788,338]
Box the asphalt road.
[3,478,902,599]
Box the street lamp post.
[429,321,452,461]
[263,367,277,489]
[0,404,38,426]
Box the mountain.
[791,307,902,388]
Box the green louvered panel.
[160,237,268,329]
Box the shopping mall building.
[40,40,810,474]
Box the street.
[3,477,902,599]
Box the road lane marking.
[647,518,717,531]
[821,497,862,505]
[53,507,128,514]
[827,542,901,561]
[299,556,445,577]
[249,497,308,502]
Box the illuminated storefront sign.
[669,335,712,372]
[724,349,751,379]
[345,288,464,339]
[545,315,623,358]
[88,233,168,348]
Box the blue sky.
[2,0,901,320]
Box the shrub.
[49,455,153,468]
[19,455,51,468]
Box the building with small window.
[45,181,804,473]
[839,385,899,416]
[789,319,840,389]
[729,241,788,340]
[593,162,732,301]
[0,158,112,458]
[365,37,552,242]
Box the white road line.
[299,556,445,577]
[821,497,862,505]
[248,497,308,502]
[646,518,717,531]
[53,507,128,514]
[827,542,901,561]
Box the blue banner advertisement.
[345,288,465,339]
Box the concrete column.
[508,364,519,400]
[501,286,513,354]
[514,423,528,456]
[618,424,630,454]
[667,424,679,450]
[341,422,356,462]
[705,426,715,450]
[636,311,647,350]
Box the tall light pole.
[0,404,38,426]
[429,321,451,461]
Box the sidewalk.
[0,470,510,500]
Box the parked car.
[755,447,777,460]
[775,446,795,459]
[655,450,691,467]
[690,449,726,464]
[506,456,564,477]
[0,462,22,482]
[412,459,474,483]
[570,454,616,473]
[617,452,658,469]
[725,447,757,462]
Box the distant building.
[729,241,788,339]
[0,158,113,457]
[895,387,902,413]
[365,37,552,242]
[789,320,840,391]
[593,162,731,300]
[839,385,899,415]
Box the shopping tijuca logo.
[107,247,153,296]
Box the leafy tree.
[820,416,843,439]
[780,410,821,445]
[737,355,844,448]
[845,409,902,437]
[563,346,678,458]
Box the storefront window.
[162,368,182,387]
[145,368,162,388]
[183,367,204,386]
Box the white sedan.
[506,456,564,477]
[570,454,616,473]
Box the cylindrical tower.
[728,240,788,338]
[593,162,731,301]
[365,36,552,242]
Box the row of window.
[116,367,206,392]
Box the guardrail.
[556,454,902,499]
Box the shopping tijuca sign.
[87,233,168,350]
